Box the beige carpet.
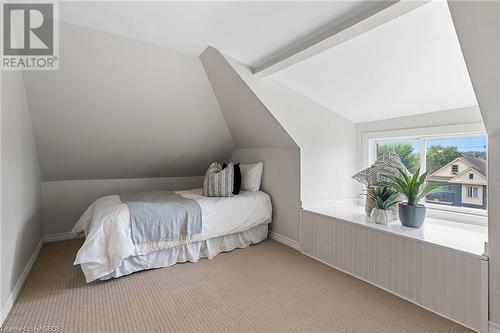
[3,239,471,333]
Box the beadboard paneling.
[301,210,488,332]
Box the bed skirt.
[100,223,269,280]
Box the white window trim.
[466,186,479,198]
[361,122,488,226]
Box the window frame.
[466,186,474,198]
[362,123,488,226]
[466,186,479,198]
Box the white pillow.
[239,162,263,191]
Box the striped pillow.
[202,162,234,197]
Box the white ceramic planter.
[370,208,393,225]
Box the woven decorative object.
[352,151,409,187]
[353,152,409,218]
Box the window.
[443,185,453,192]
[466,186,478,198]
[370,133,488,221]
[376,141,420,174]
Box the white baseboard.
[44,232,83,243]
[0,238,43,327]
[269,232,301,250]
[1,232,83,326]
[490,322,500,333]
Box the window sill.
[303,204,488,260]
[426,203,487,226]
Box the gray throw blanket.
[120,191,202,252]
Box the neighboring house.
[427,157,487,209]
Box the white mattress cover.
[72,188,272,282]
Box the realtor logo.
[1,2,59,70]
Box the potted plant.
[383,168,441,228]
[367,186,400,225]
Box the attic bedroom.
[1,1,498,332]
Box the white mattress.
[72,188,272,282]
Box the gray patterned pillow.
[202,162,234,197]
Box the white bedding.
[72,188,272,282]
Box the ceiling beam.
[252,0,430,78]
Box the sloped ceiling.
[448,1,500,136]
[23,23,234,181]
[270,1,478,123]
[25,1,390,182]
[23,1,486,182]
[200,47,297,149]
[58,1,378,68]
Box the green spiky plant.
[367,186,400,210]
[383,168,442,206]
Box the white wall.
[21,23,238,238]
[224,54,359,204]
[23,23,234,181]
[1,72,42,312]
[231,148,301,243]
[200,47,301,243]
[447,1,500,326]
[447,1,500,137]
[42,176,203,236]
[39,44,303,243]
[488,135,500,323]
[200,47,297,149]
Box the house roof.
[448,167,488,185]
[428,156,487,183]
[461,157,487,177]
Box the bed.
[72,188,272,282]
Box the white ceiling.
[270,1,478,123]
[59,1,378,68]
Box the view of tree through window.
[377,142,420,174]
[375,136,487,211]
[426,145,463,174]
[426,137,487,174]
